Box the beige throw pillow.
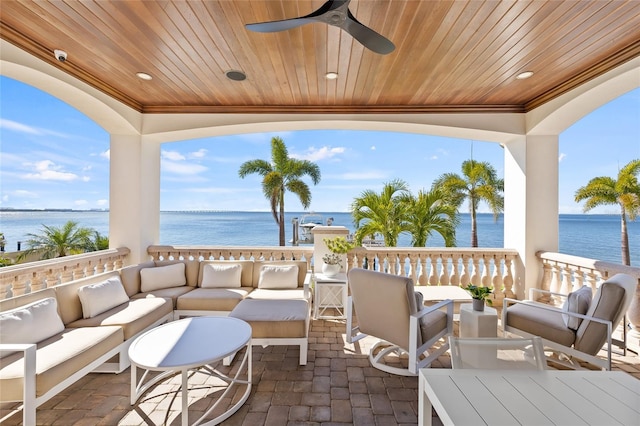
[258,265,299,289]
[562,285,592,330]
[78,276,130,319]
[140,262,186,292]
[201,263,242,288]
[0,297,65,357]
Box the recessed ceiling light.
[326,72,338,80]
[516,71,534,80]
[226,70,247,81]
[136,72,152,80]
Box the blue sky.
[1,76,638,213]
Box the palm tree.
[350,179,410,247]
[574,159,640,266]
[238,136,321,246]
[84,230,110,252]
[403,188,459,247]
[20,221,94,260]
[433,159,504,247]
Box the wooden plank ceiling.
[1,0,639,114]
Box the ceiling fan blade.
[342,11,395,55]
[246,17,316,33]
[246,0,344,33]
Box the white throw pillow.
[0,297,65,356]
[562,285,593,330]
[140,262,186,292]
[258,265,299,289]
[201,264,242,288]
[78,277,130,319]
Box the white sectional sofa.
[0,258,311,425]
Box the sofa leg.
[299,341,308,365]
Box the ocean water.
[0,211,638,266]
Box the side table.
[313,272,348,320]
[459,303,498,338]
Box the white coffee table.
[128,316,252,426]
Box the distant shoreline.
[0,208,621,216]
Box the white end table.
[459,303,498,337]
[128,316,252,426]
[314,272,348,319]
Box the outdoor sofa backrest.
[54,271,121,325]
[251,260,308,288]
[197,260,255,287]
[0,288,58,316]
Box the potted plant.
[462,284,493,311]
[321,253,342,277]
[321,237,354,277]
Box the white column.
[503,135,559,298]
[109,134,161,264]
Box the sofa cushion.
[562,285,592,330]
[505,302,576,347]
[247,288,307,300]
[258,265,299,289]
[198,260,254,287]
[176,288,252,312]
[253,261,307,287]
[140,263,186,292]
[119,261,155,296]
[0,325,123,400]
[67,298,172,340]
[131,286,194,309]
[54,272,121,324]
[229,299,309,338]
[155,260,200,287]
[201,263,242,288]
[0,297,65,357]
[78,276,130,319]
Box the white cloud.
[559,153,567,162]
[82,176,90,182]
[185,187,240,194]
[23,160,78,181]
[189,149,207,159]
[100,149,110,160]
[291,146,346,161]
[96,199,108,206]
[161,159,207,175]
[430,155,439,160]
[0,118,42,135]
[370,146,376,150]
[74,199,88,206]
[162,150,186,161]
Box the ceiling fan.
[246,0,395,55]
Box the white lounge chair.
[346,268,453,376]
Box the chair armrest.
[529,288,570,300]
[303,272,312,300]
[415,298,453,319]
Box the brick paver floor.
[2,316,639,425]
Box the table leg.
[418,373,432,426]
[182,370,188,426]
[130,364,137,405]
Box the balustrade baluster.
[470,256,480,285]
[439,255,450,286]
[428,254,437,286]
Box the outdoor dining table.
[419,368,640,425]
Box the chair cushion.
[258,265,299,289]
[201,263,242,288]
[140,262,186,292]
[575,282,626,355]
[77,276,130,319]
[505,302,576,347]
[0,325,123,400]
[562,285,592,330]
[176,288,252,312]
[0,297,65,357]
[419,309,448,342]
